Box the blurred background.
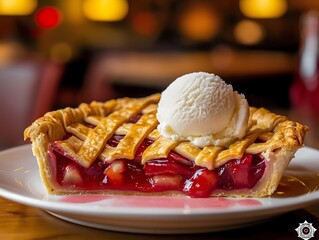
[0,0,319,148]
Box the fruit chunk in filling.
[48,135,266,198]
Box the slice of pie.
[24,93,308,198]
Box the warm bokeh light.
[35,6,62,29]
[240,0,287,18]
[50,42,73,63]
[0,0,36,15]
[132,12,158,36]
[234,20,264,45]
[61,0,83,25]
[82,0,128,21]
[0,41,25,65]
[177,3,221,41]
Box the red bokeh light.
[35,6,62,29]
[132,12,158,36]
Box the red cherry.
[183,169,218,198]
[225,154,253,188]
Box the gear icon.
[295,220,317,240]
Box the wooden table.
[1,108,318,240]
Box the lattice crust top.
[24,94,309,170]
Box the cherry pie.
[24,94,308,198]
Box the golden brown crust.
[24,94,309,197]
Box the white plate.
[0,145,319,234]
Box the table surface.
[1,108,319,240]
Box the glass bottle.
[289,11,319,115]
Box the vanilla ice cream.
[157,72,249,148]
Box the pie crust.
[24,94,309,197]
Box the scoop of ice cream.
[157,72,249,148]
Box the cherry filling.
[48,135,266,198]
